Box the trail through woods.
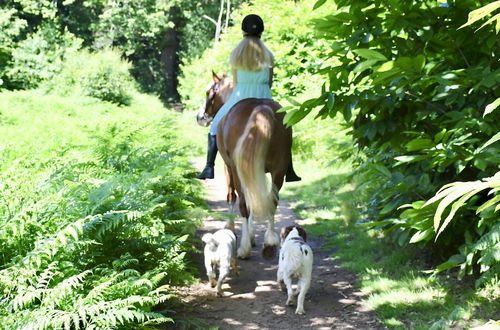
[171,164,384,329]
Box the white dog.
[202,229,239,297]
[277,226,313,314]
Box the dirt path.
[173,164,383,329]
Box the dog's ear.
[296,226,307,242]
[280,226,293,241]
[202,233,214,244]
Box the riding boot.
[196,134,218,180]
[285,157,301,182]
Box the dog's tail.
[202,233,217,246]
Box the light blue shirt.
[210,68,272,135]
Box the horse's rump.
[217,98,291,220]
[234,104,277,220]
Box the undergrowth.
[282,156,500,329]
[0,90,206,328]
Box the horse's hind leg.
[262,177,282,260]
[263,215,280,260]
[225,164,237,214]
[248,213,256,247]
[238,216,252,259]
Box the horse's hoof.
[237,254,250,260]
[237,249,251,259]
[262,245,277,260]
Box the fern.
[1,94,206,328]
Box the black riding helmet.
[242,14,264,37]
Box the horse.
[196,72,293,260]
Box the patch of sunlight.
[366,287,446,309]
[406,276,432,290]
[310,209,338,221]
[299,218,318,225]
[337,183,356,194]
[471,320,500,329]
[223,318,242,326]
[384,318,404,327]
[362,275,399,294]
[477,278,500,299]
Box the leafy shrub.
[0,8,27,88]
[295,0,499,285]
[48,49,134,106]
[3,23,81,90]
[0,91,206,328]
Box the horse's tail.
[234,105,278,221]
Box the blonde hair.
[230,36,274,71]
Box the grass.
[280,146,499,329]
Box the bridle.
[200,80,223,125]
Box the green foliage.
[46,49,134,105]
[3,23,81,90]
[0,91,206,328]
[282,157,499,329]
[296,0,500,285]
[459,1,500,33]
[0,8,27,87]
[0,0,241,101]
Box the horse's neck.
[220,79,234,104]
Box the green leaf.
[477,132,500,152]
[394,154,429,165]
[283,108,311,126]
[435,261,458,272]
[353,59,380,73]
[276,105,293,113]
[313,0,327,10]
[476,194,500,213]
[484,98,500,117]
[285,96,301,107]
[371,164,392,178]
[405,138,434,151]
[352,48,388,61]
[372,68,401,85]
[459,2,500,29]
[409,228,433,244]
[326,92,335,110]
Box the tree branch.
[405,91,447,115]
[202,14,217,26]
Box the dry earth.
[171,164,384,330]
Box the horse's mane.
[219,73,234,103]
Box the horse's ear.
[212,71,220,82]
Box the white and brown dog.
[277,226,313,314]
[202,229,239,297]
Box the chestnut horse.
[196,72,292,259]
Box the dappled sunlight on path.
[170,161,383,329]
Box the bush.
[0,91,206,328]
[0,8,27,88]
[48,49,134,106]
[295,0,500,285]
[3,23,81,90]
